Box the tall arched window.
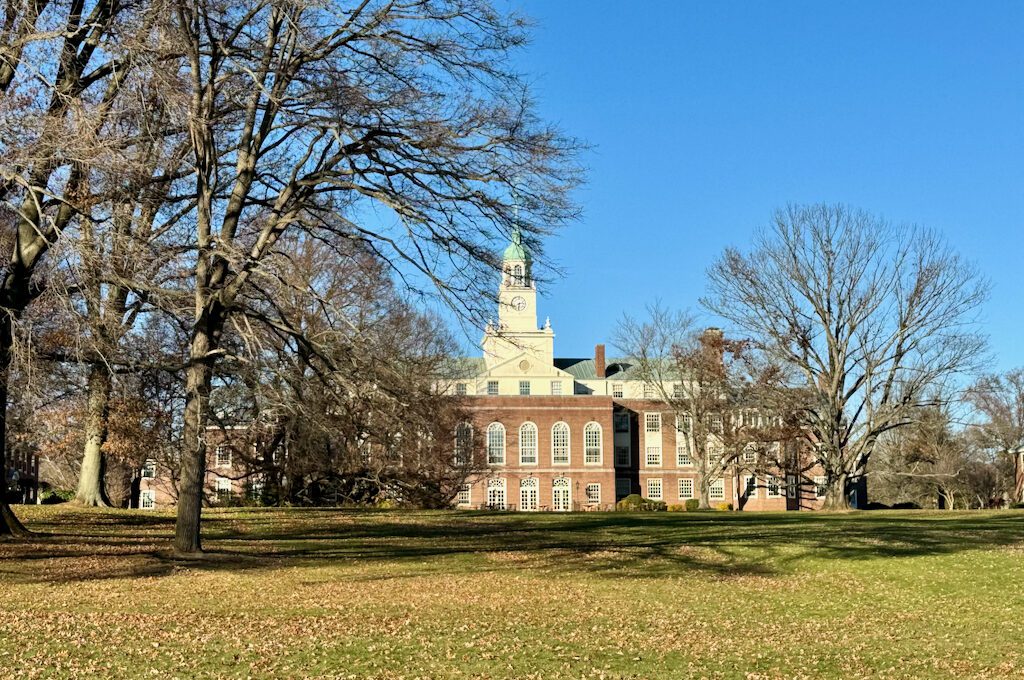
[487,423,505,465]
[551,422,570,465]
[519,422,538,465]
[512,264,524,286]
[520,477,538,511]
[584,422,602,464]
[552,477,571,512]
[454,422,473,465]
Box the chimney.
[594,343,606,379]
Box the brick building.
[4,450,39,505]
[448,230,825,511]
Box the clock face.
[511,296,527,311]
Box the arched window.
[584,422,602,464]
[487,423,505,465]
[512,264,524,286]
[551,422,570,465]
[519,422,538,465]
[454,422,473,465]
[552,477,571,512]
[520,477,539,511]
[487,478,507,509]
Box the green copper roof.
[502,228,531,262]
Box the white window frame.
[486,380,499,396]
[742,474,757,499]
[141,459,157,479]
[645,412,661,433]
[678,478,694,500]
[519,422,538,465]
[454,422,473,465]
[766,475,782,498]
[552,477,571,512]
[814,476,827,499]
[585,483,601,506]
[676,439,692,467]
[643,383,657,399]
[487,422,506,465]
[786,474,797,499]
[612,383,624,398]
[709,478,725,501]
[487,478,507,509]
[551,422,570,465]
[584,422,602,465]
[455,382,467,396]
[215,445,231,468]
[550,380,562,396]
[646,478,663,501]
[456,483,472,506]
[520,477,539,511]
[646,446,662,467]
[519,380,531,396]
[215,476,232,501]
[139,489,156,510]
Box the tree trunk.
[820,472,852,511]
[174,329,215,555]
[0,315,28,537]
[697,468,712,509]
[74,364,113,507]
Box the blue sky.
[471,1,1024,366]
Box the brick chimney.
[594,343,606,379]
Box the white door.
[520,478,538,511]
[552,478,571,512]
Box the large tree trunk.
[821,472,852,511]
[0,315,28,537]
[173,326,215,555]
[74,364,112,506]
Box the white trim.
[551,421,570,466]
[583,421,603,465]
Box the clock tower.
[482,229,554,369]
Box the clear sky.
[481,0,1023,368]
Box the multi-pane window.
[520,477,539,511]
[551,422,570,464]
[709,479,725,501]
[454,423,473,465]
[248,478,265,500]
[552,477,571,512]
[612,383,624,398]
[786,475,797,499]
[645,413,661,433]
[487,380,499,396]
[672,383,683,399]
[614,446,630,467]
[676,439,692,466]
[643,383,656,399]
[614,413,629,432]
[743,475,757,499]
[814,476,827,499]
[456,484,471,506]
[680,414,692,432]
[646,478,663,501]
[584,422,602,464]
[455,382,467,396]
[646,446,662,467]
[766,475,782,498]
[585,483,601,505]
[487,478,507,509]
[678,478,694,500]
[519,422,538,465]
[141,459,157,479]
[743,447,757,466]
[519,380,531,396]
[139,490,156,510]
[615,478,631,499]
[710,414,724,434]
[215,477,232,501]
[215,445,231,468]
[551,380,562,395]
[487,423,506,465]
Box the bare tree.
[615,304,794,509]
[966,368,1024,504]
[704,204,988,509]
[1,0,171,534]
[166,0,579,553]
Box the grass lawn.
[1,507,1023,679]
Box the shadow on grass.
[2,506,1022,585]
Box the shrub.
[715,501,733,512]
[667,504,686,512]
[40,489,74,505]
[616,494,666,512]
[1012,502,1024,509]
[684,499,700,512]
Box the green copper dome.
[502,228,531,262]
